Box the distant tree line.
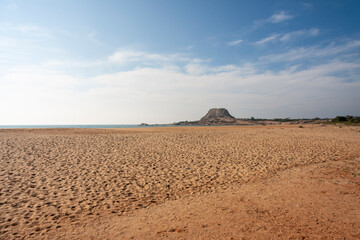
[245,117,321,122]
[242,116,360,125]
[331,115,360,123]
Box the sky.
[0,0,360,124]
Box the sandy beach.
[0,125,359,239]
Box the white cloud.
[108,50,189,66]
[108,50,145,63]
[93,60,359,120]
[268,11,294,23]
[184,58,212,75]
[309,28,319,36]
[0,66,84,124]
[255,34,280,45]
[260,40,360,62]
[1,37,360,124]
[2,66,80,89]
[255,28,320,45]
[280,28,319,42]
[228,39,243,46]
[12,24,54,39]
[253,10,294,29]
[212,64,256,76]
[41,59,105,68]
[1,45,359,124]
[185,63,208,76]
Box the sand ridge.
[0,125,359,239]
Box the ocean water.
[0,124,167,129]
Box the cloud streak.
[255,34,280,45]
[227,39,243,46]
[0,24,55,40]
[108,50,189,66]
[268,11,294,23]
[255,28,319,45]
[280,28,319,42]
[253,10,294,29]
[260,40,360,62]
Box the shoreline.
[0,123,260,129]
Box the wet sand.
[0,125,359,239]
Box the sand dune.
[0,125,359,239]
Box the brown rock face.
[200,108,235,123]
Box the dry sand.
[0,125,359,239]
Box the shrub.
[333,116,347,122]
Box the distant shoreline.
[0,124,256,129]
[0,124,151,129]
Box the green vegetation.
[327,115,360,126]
[330,115,360,125]
[244,117,322,122]
[242,115,360,126]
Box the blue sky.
[1,0,360,124]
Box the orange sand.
[0,125,359,239]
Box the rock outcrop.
[173,108,255,126]
[200,108,235,123]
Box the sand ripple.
[0,125,359,239]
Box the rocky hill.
[199,108,236,124]
[172,108,255,126]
